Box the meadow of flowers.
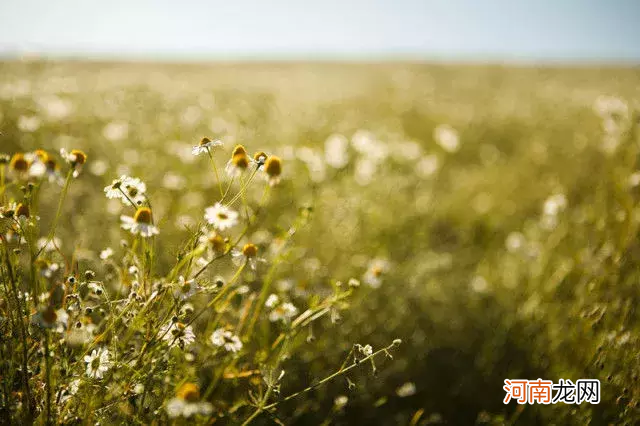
[0,61,639,424]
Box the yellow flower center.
[200,137,212,146]
[231,152,249,169]
[264,156,282,177]
[134,207,153,224]
[208,234,225,253]
[71,149,87,166]
[242,243,258,258]
[34,149,49,162]
[177,383,200,402]
[10,153,29,172]
[231,145,247,157]
[372,266,383,277]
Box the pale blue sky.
[0,0,639,61]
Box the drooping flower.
[225,145,250,177]
[232,243,265,270]
[120,207,159,237]
[60,148,87,177]
[263,155,282,186]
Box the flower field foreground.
[0,61,640,424]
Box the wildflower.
[43,155,63,184]
[210,328,243,353]
[166,383,213,418]
[434,124,460,153]
[192,137,223,156]
[104,175,147,206]
[32,306,68,332]
[363,258,390,288]
[204,203,238,231]
[225,145,250,177]
[263,155,282,186]
[396,382,417,397]
[60,148,87,177]
[99,247,114,260]
[253,151,268,169]
[120,207,159,237]
[84,348,112,379]
[265,293,279,308]
[9,153,30,179]
[175,276,200,300]
[232,243,264,270]
[199,230,227,254]
[37,236,61,253]
[268,302,298,322]
[160,321,196,348]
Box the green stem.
[207,148,224,199]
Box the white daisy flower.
[175,276,199,300]
[99,247,114,260]
[265,294,279,308]
[232,243,265,270]
[166,383,213,418]
[104,175,147,206]
[59,148,87,178]
[204,203,238,231]
[120,207,159,238]
[84,348,112,379]
[160,321,196,349]
[210,328,243,353]
[363,258,390,288]
[268,302,298,322]
[192,137,223,156]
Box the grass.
[0,60,639,424]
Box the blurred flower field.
[0,60,639,424]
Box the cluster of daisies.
[1,148,87,184]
